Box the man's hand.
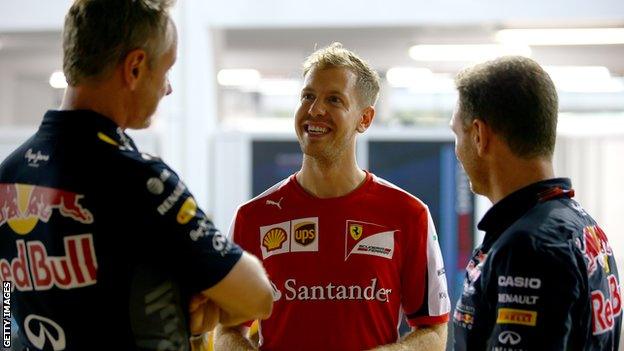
[195,252,273,327]
[189,296,220,335]
[189,332,211,351]
[214,325,257,351]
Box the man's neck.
[60,84,128,129]
[487,156,555,204]
[296,155,366,199]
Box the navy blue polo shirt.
[453,178,621,350]
[0,110,242,350]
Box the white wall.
[0,0,70,32]
[555,115,624,282]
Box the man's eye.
[328,96,342,104]
[302,94,314,100]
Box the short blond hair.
[63,0,175,85]
[303,43,380,107]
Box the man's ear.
[356,106,375,133]
[122,49,148,90]
[472,118,489,157]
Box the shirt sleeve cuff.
[406,313,449,327]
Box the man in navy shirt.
[450,56,621,350]
[0,0,272,350]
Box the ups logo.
[294,222,316,246]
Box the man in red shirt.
[215,43,450,351]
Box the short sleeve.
[126,158,243,294]
[402,206,451,326]
[226,206,257,329]
[227,207,243,243]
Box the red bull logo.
[453,310,474,325]
[0,184,20,228]
[0,235,98,291]
[591,274,621,335]
[0,183,93,235]
[466,251,487,284]
[582,225,612,276]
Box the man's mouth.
[305,124,330,135]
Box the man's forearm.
[201,252,273,327]
[213,325,256,351]
[369,323,448,351]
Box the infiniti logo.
[24,314,66,350]
[498,330,521,345]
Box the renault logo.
[498,330,521,345]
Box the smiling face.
[295,66,369,163]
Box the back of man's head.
[455,56,559,159]
[63,0,175,86]
[302,42,381,108]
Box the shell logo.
[262,228,287,252]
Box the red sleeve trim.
[406,313,449,327]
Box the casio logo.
[498,276,541,289]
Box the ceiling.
[1,24,623,81]
[220,25,624,77]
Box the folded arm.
[189,252,273,335]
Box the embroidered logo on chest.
[344,220,396,261]
[259,217,319,259]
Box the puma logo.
[266,197,284,210]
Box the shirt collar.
[478,178,573,241]
[40,110,135,150]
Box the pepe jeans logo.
[24,149,50,168]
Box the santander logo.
[273,278,392,303]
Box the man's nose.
[165,78,172,96]
[308,98,325,117]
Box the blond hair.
[303,43,380,107]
